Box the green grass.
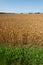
[0,46,43,65]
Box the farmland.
[0,14,43,65]
[0,14,43,46]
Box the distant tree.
[20,13,23,14]
[0,12,6,14]
[34,12,41,14]
[28,12,33,14]
[0,12,16,14]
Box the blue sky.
[0,0,43,13]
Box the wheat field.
[0,14,43,46]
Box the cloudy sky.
[0,0,43,13]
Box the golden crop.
[0,14,43,46]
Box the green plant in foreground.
[0,46,43,65]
